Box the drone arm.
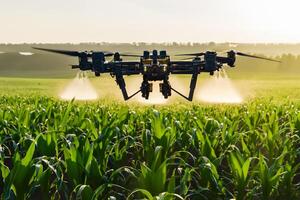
[216,56,229,64]
[114,71,141,101]
[109,62,141,75]
[169,61,195,74]
[216,56,235,67]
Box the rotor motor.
[113,52,122,61]
[91,52,105,76]
[227,50,236,67]
[159,50,167,59]
[204,51,217,74]
[143,51,150,59]
[78,52,90,71]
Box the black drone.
[33,47,280,101]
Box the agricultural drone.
[33,47,280,101]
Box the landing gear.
[115,73,129,100]
[115,72,140,101]
[170,72,199,101]
[114,68,199,101]
[187,72,199,101]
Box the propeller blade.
[32,47,80,56]
[235,51,281,63]
[120,54,141,57]
[32,47,114,57]
[175,52,205,56]
[180,57,197,60]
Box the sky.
[1,0,300,43]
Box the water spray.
[60,72,98,101]
[197,69,243,104]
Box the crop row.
[0,96,299,199]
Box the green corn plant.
[191,156,224,199]
[278,163,300,199]
[257,154,285,200]
[227,151,253,200]
[63,138,97,187]
[137,146,168,196]
[36,132,58,157]
[195,130,218,164]
[70,184,93,200]
[0,96,300,199]
[3,141,36,200]
[29,162,52,200]
[127,189,184,200]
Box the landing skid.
[171,72,199,101]
[115,72,199,101]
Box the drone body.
[33,47,280,101]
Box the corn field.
[0,96,300,199]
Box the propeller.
[229,50,281,63]
[179,57,199,60]
[175,52,205,57]
[176,50,281,63]
[119,53,141,57]
[32,47,114,57]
